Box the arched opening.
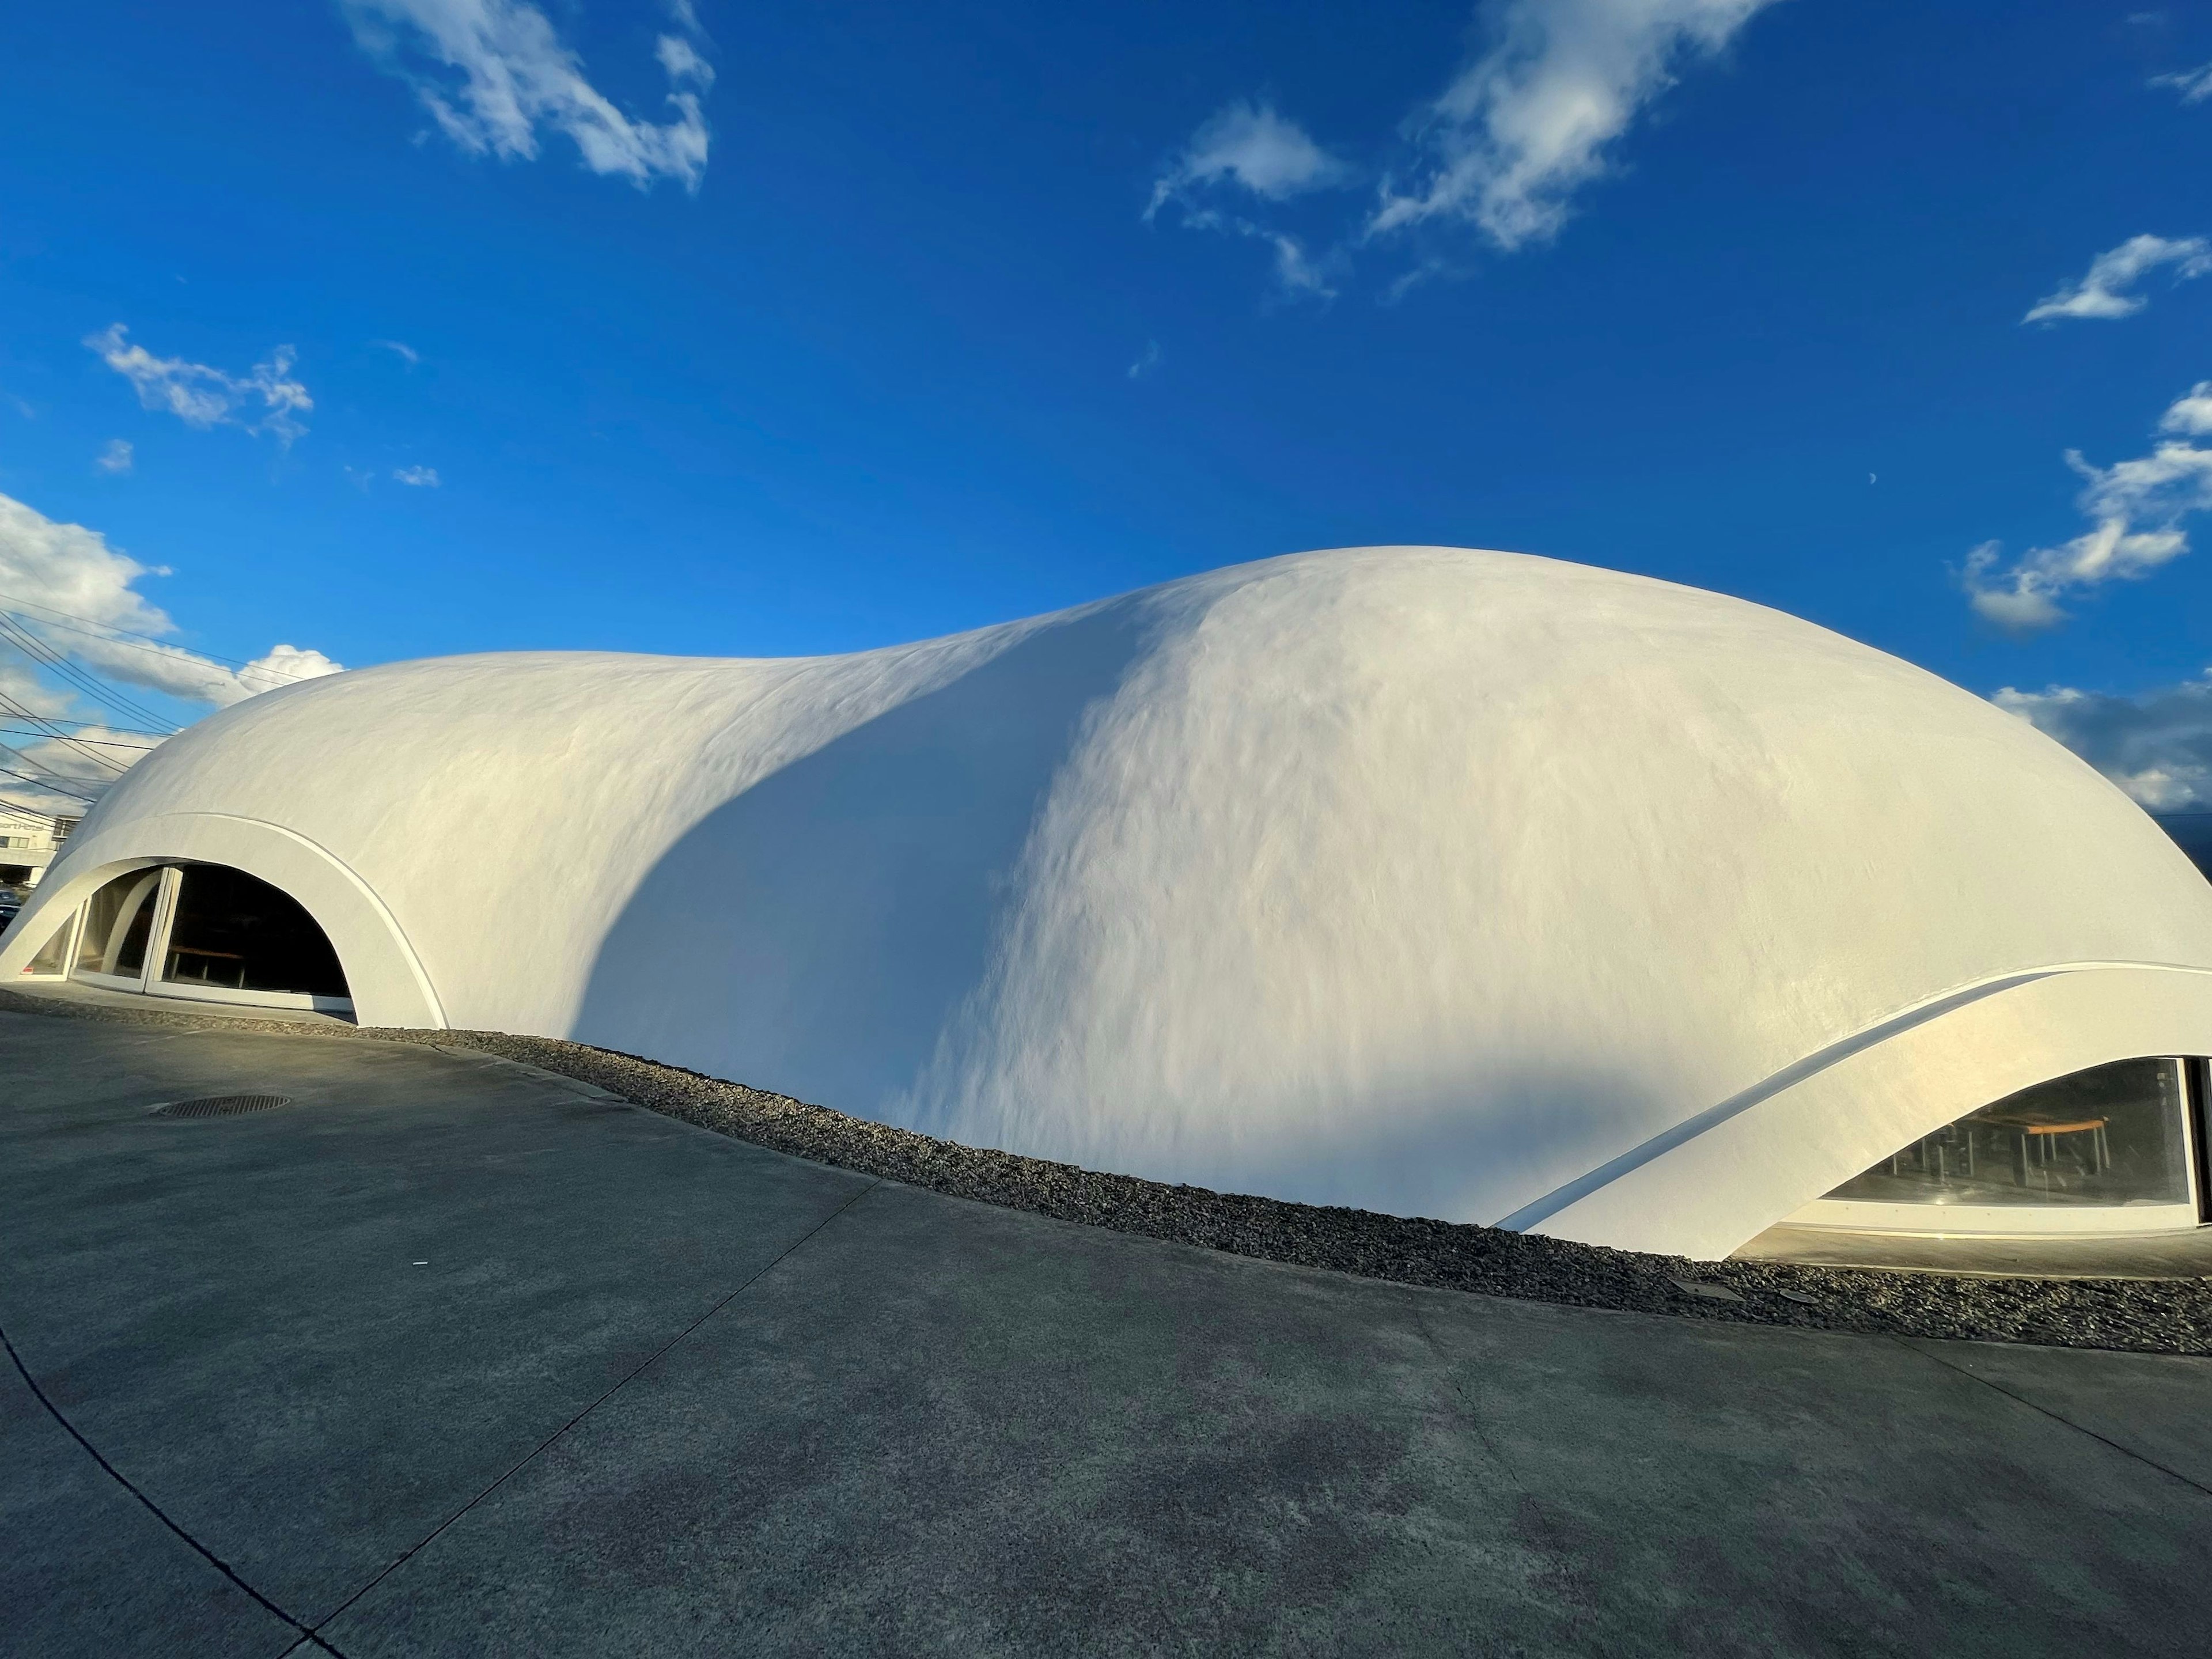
[1789,1057,2209,1236]
[18,861,353,1016]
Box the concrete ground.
[8,1008,2212,1657]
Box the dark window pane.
[1825,1059,2192,1210]
[161,865,348,999]
[74,869,161,979]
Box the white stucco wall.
[7,546,2210,1256]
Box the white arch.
[0,810,446,1029]
[1523,963,2212,1257]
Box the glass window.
[160,863,347,999]
[1824,1058,2194,1210]
[74,868,163,980]
[22,915,74,976]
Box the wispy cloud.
[2162,380,2212,435]
[0,489,343,713]
[373,338,421,365]
[2152,61,2212,103]
[342,0,715,191]
[1149,3,1777,300]
[95,440,133,475]
[2024,234,2212,323]
[1995,673,2212,809]
[1369,0,1779,249]
[1175,211,1339,299]
[1146,102,1353,299]
[85,325,312,446]
[393,464,441,486]
[1963,381,2212,632]
[1147,101,1353,221]
[1127,342,1161,381]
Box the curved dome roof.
[12,547,2212,1256]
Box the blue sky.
[2,1,2211,813]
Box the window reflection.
[1825,1058,2193,1210]
[23,916,72,975]
[160,863,347,999]
[73,869,161,980]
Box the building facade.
[0,811,79,892]
[5,547,2210,1261]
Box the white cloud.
[342,0,714,191]
[393,465,441,486]
[1147,101,1353,221]
[1963,382,2212,631]
[1145,7,1775,298]
[1127,342,1161,381]
[1175,210,1339,300]
[654,32,712,88]
[1995,673,2212,809]
[2023,234,2212,323]
[2160,380,2212,435]
[1145,102,1353,299]
[373,338,422,365]
[1263,229,1335,297]
[237,643,346,696]
[0,488,343,710]
[96,440,133,475]
[85,325,312,446]
[1369,0,1778,249]
[2152,61,2212,103]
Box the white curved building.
[7,547,2212,1260]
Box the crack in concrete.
[302,1175,884,1643]
[1893,1337,2212,1503]
[0,1319,349,1657]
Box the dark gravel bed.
[10,986,2212,1355]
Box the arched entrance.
[23,861,353,1014]
[0,810,445,1028]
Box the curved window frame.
[1787,1056,2208,1237]
[21,862,355,1017]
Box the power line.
[0,799,67,830]
[0,764,97,804]
[0,706,166,738]
[0,592,321,687]
[0,686,134,775]
[0,613,180,737]
[0,747,112,795]
[0,726,160,751]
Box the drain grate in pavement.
[151,1093,294,1120]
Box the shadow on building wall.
[574,601,1151,1118]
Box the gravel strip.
[10,985,2212,1355]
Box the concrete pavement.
[6,1006,2212,1656]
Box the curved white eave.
[0,810,447,1030]
[1521,962,2212,1260]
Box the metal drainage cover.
[152,1093,294,1120]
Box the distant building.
[0,812,79,889]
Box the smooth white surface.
[7,546,2211,1255]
